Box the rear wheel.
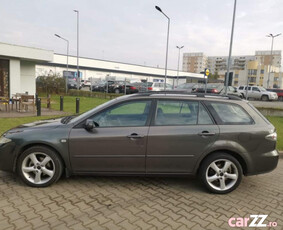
[199,153,242,194]
[261,95,269,101]
[17,146,63,187]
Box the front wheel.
[261,95,269,101]
[114,88,120,94]
[199,153,242,194]
[17,146,63,187]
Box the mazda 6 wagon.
[0,92,279,194]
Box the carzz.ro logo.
[228,215,277,228]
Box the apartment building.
[182,50,282,88]
[182,53,208,74]
[255,50,281,68]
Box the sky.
[0,0,282,70]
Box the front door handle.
[198,131,216,137]
[127,133,144,139]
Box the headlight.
[0,136,12,144]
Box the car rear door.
[69,99,153,173]
[146,99,219,173]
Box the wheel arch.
[14,143,67,175]
[196,149,248,176]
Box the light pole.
[225,0,237,95]
[74,10,80,90]
[55,34,69,94]
[176,46,184,87]
[266,33,281,88]
[155,6,170,91]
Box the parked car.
[267,88,283,101]
[147,82,173,91]
[174,83,203,92]
[67,79,79,89]
[80,80,91,88]
[91,81,106,92]
[195,84,242,98]
[237,86,278,101]
[91,81,138,94]
[0,92,278,193]
[131,82,150,92]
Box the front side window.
[90,100,152,127]
[154,100,213,126]
[209,102,253,125]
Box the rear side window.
[154,100,213,126]
[208,102,254,125]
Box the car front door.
[251,87,261,99]
[146,99,219,173]
[69,99,152,173]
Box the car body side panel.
[146,125,219,173]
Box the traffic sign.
[205,68,210,76]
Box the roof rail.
[132,91,242,100]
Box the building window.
[248,69,257,75]
[260,69,264,74]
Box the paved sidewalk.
[0,159,282,230]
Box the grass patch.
[267,116,283,151]
[49,95,109,114]
[0,95,109,136]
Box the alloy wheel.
[205,159,238,191]
[21,152,55,185]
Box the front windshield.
[258,87,267,91]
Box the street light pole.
[225,0,237,95]
[55,34,69,94]
[176,46,184,87]
[266,33,281,88]
[74,10,80,90]
[155,6,170,91]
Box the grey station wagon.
[0,92,279,194]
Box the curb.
[279,151,283,159]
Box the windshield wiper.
[61,115,76,124]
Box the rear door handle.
[127,133,144,139]
[198,131,216,137]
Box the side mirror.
[85,119,94,131]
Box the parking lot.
[0,158,282,230]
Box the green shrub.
[36,74,66,94]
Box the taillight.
[265,132,277,141]
[130,86,136,90]
[211,89,218,93]
[148,87,153,90]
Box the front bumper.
[0,142,17,172]
[246,150,279,176]
[269,95,278,100]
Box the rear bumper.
[246,150,279,176]
[0,142,17,172]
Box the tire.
[199,153,242,194]
[279,96,283,101]
[261,95,269,101]
[17,146,63,187]
[114,89,120,94]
